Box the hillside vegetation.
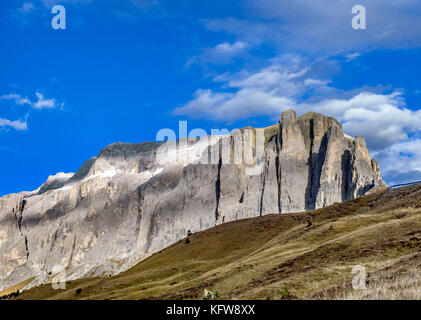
[11,184,421,300]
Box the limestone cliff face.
[0,111,384,291]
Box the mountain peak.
[0,111,384,293]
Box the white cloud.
[0,118,27,131]
[174,87,293,123]
[174,56,421,184]
[186,41,249,66]
[1,92,60,110]
[0,91,61,131]
[345,52,361,61]
[176,78,419,151]
[213,41,248,55]
[0,94,31,105]
[174,61,307,122]
[304,92,421,150]
[174,59,336,122]
[373,139,421,184]
[33,92,57,109]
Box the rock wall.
[0,111,384,291]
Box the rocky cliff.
[0,110,384,291]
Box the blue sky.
[1,0,421,195]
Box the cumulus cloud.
[213,41,248,55]
[33,92,58,109]
[0,118,28,131]
[173,62,304,121]
[0,91,61,131]
[175,59,421,150]
[373,139,421,185]
[1,92,59,110]
[345,52,361,61]
[0,94,31,105]
[174,56,421,184]
[299,92,421,150]
[174,88,293,122]
[186,41,249,66]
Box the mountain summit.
[0,110,384,292]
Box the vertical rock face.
[0,111,384,291]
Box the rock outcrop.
[0,111,384,291]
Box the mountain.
[10,184,421,300]
[0,110,384,292]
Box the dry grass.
[0,278,34,298]
[317,252,421,300]
[346,269,421,300]
[11,184,421,300]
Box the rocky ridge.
[0,110,384,291]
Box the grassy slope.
[14,184,421,300]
